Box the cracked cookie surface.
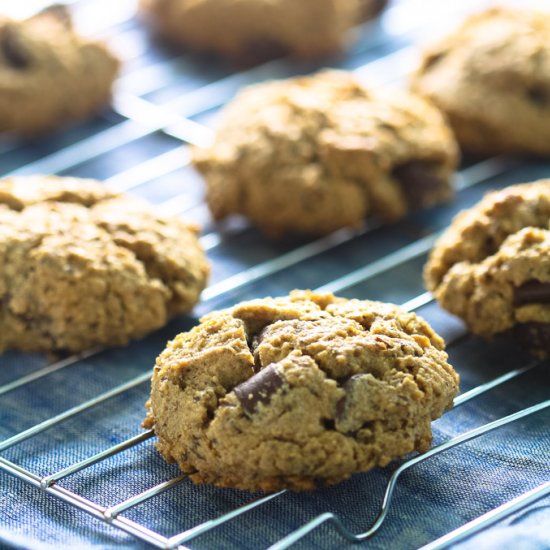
[0,176,209,353]
[0,5,119,136]
[425,180,550,357]
[140,0,387,63]
[144,290,459,492]
[411,7,550,156]
[193,70,458,238]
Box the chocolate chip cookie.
[425,180,550,357]
[0,176,209,353]
[193,70,459,238]
[140,0,387,63]
[411,7,550,156]
[144,290,459,492]
[0,5,119,136]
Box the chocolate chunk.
[392,161,445,207]
[513,280,550,307]
[527,85,549,108]
[234,364,284,415]
[0,26,31,69]
[514,322,550,355]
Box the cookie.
[143,290,459,492]
[193,70,459,238]
[425,180,550,357]
[140,0,387,63]
[411,7,550,156]
[0,176,209,353]
[0,5,119,136]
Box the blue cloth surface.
[1,0,550,548]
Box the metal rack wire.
[0,0,549,548]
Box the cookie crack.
[99,229,202,316]
[426,183,550,290]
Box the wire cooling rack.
[0,0,549,548]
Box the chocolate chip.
[392,160,445,207]
[513,280,550,307]
[514,322,550,355]
[0,26,30,69]
[527,85,549,108]
[234,364,284,415]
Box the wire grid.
[0,0,549,548]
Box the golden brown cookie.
[140,0,387,63]
[0,176,209,353]
[425,180,550,357]
[193,70,459,238]
[411,7,550,156]
[144,290,459,492]
[0,5,119,136]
